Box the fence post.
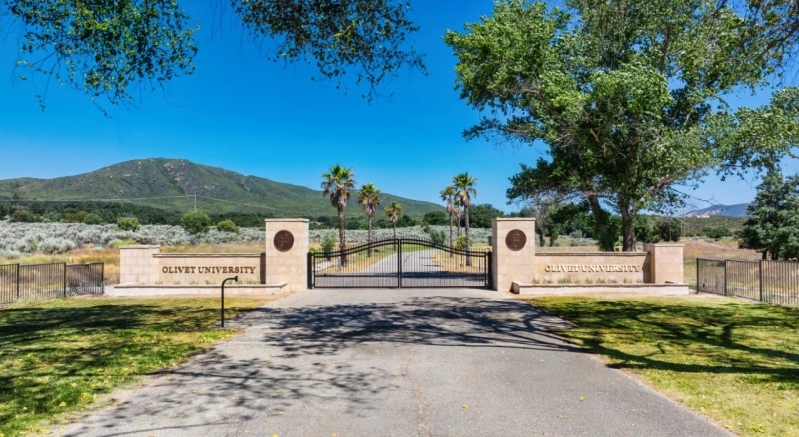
[307,252,313,289]
[759,260,764,302]
[696,259,699,292]
[15,264,20,301]
[723,260,728,296]
[101,262,105,294]
[487,252,493,289]
[63,263,67,298]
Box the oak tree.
[445,0,799,251]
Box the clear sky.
[0,1,794,213]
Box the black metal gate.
[308,238,491,288]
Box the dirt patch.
[682,239,761,261]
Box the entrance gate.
[308,238,491,288]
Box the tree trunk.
[338,206,347,267]
[465,206,472,267]
[619,204,636,252]
[549,234,556,247]
[587,194,614,252]
[393,223,397,239]
[449,211,454,257]
[537,226,545,247]
[367,214,373,257]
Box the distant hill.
[681,203,749,218]
[0,158,442,219]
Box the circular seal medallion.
[505,229,526,251]
[274,230,294,252]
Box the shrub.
[320,232,337,255]
[117,217,141,231]
[455,235,474,250]
[109,239,139,248]
[656,221,681,242]
[702,225,733,239]
[83,213,103,225]
[38,238,76,254]
[397,214,417,227]
[216,219,240,234]
[11,210,36,223]
[430,229,446,245]
[0,250,21,259]
[65,211,87,223]
[181,211,212,234]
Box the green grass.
[0,296,279,437]
[525,296,799,436]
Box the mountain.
[0,158,442,219]
[681,203,750,218]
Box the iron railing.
[0,262,104,305]
[697,258,799,308]
[309,238,491,289]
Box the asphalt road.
[57,288,729,437]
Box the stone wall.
[264,219,309,292]
[153,253,264,285]
[491,218,536,292]
[644,243,685,284]
[534,252,650,284]
[119,245,160,284]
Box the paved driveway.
[58,288,729,436]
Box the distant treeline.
[0,200,277,227]
[0,199,744,242]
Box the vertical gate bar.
[397,239,402,288]
[16,264,20,302]
[63,262,67,298]
[757,260,762,302]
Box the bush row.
[0,223,492,257]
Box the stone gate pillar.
[264,219,309,292]
[491,218,536,292]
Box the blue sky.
[0,1,793,213]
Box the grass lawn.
[524,296,799,436]
[0,295,283,437]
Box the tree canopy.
[2,0,425,109]
[445,0,799,251]
[740,169,799,260]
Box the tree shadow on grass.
[0,301,255,435]
[532,299,799,385]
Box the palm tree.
[385,201,403,239]
[440,186,456,253]
[452,172,477,266]
[357,183,382,257]
[321,164,356,267]
[454,198,463,238]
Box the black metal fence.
[697,258,799,307]
[0,262,104,305]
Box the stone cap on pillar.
[264,218,309,223]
